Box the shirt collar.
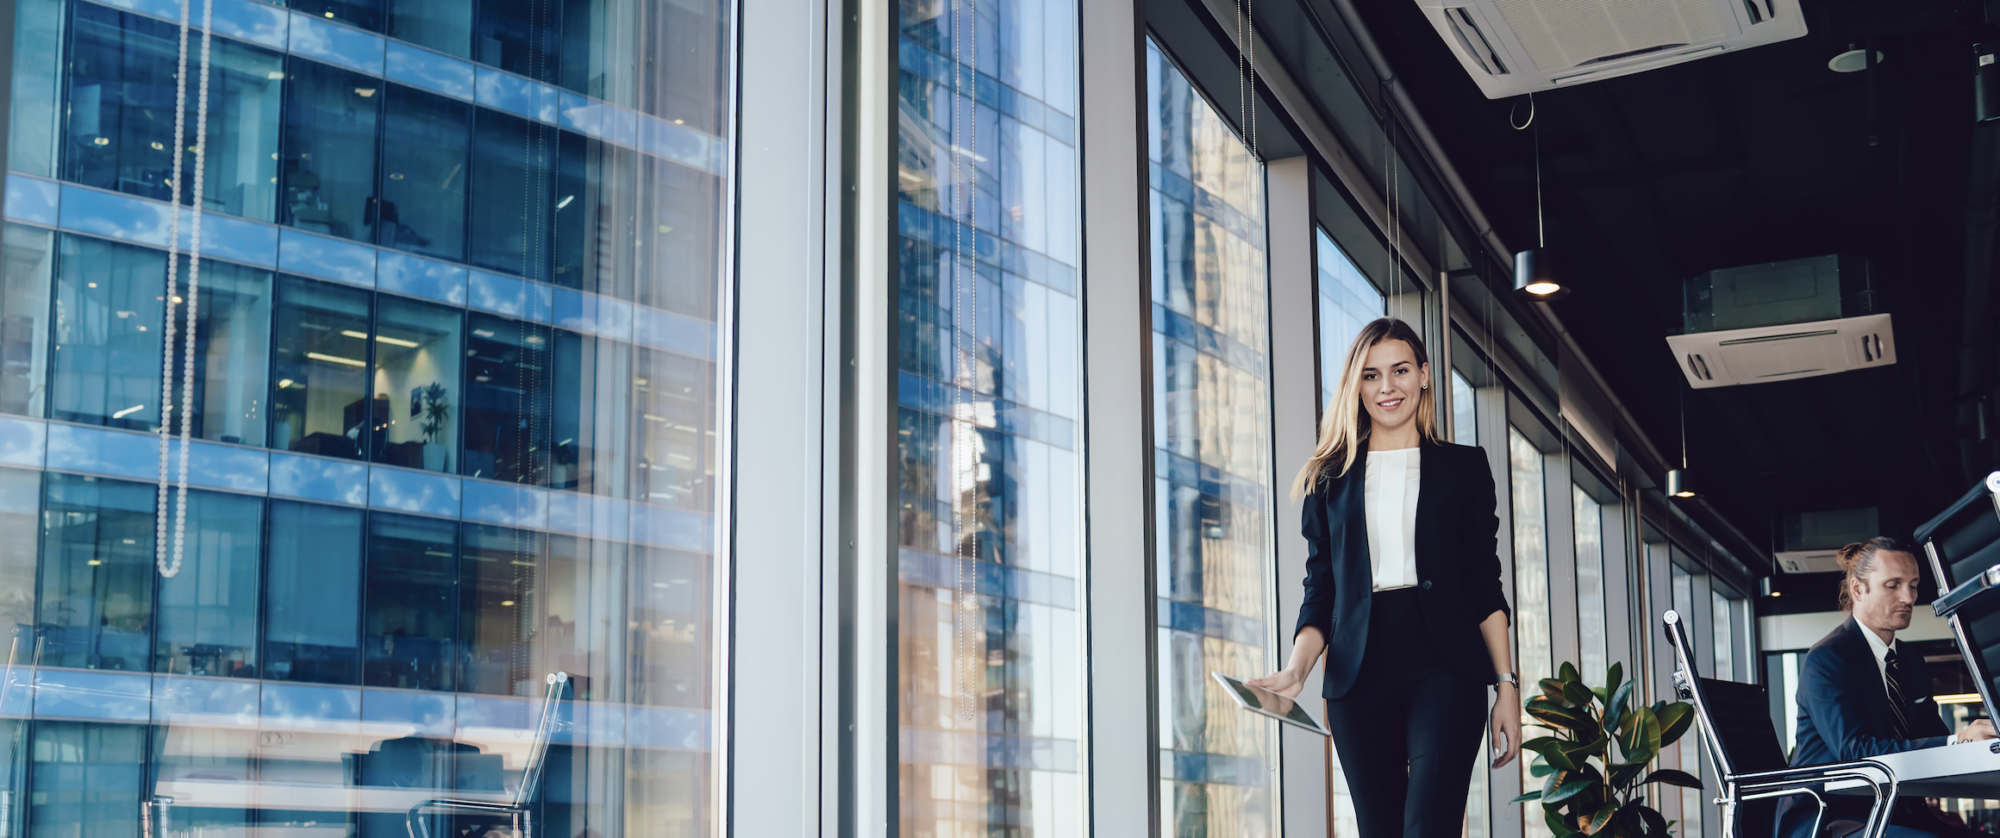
[1857,617,1898,663]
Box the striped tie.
[1884,647,1912,739]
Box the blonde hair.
[1835,536,1917,612]
[1289,318,1438,500]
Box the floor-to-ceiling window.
[895,0,1085,834]
[1148,39,1279,838]
[1574,485,1607,681]
[1314,228,1382,412]
[1,0,733,830]
[1508,425,1550,838]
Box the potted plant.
[1512,661,1702,837]
[419,382,451,472]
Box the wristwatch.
[1494,673,1520,690]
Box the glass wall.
[1508,426,1550,838]
[894,0,1084,835]
[0,0,734,830]
[1148,40,1278,838]
[1314,228,1382,411]
[1574,486,1606,681]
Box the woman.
[1247,317,1520,838]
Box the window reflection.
[1,226,54,417]
[468,109,554,282]
[37,473,156,671]
[463,313,551,484]
[389,0,472,58]
[547,330,628,495]
[896,2,1085,835]
[1315,228,1383,410]
[272,276,375,460]
[633,347,711,508]
[372,296,462,472]
[1451,370,1477,447]
[0,469,38,649]
[281,57,382,242]
[459,524,540,696]
[49,236,164,432]
[364,512,458,691]
[8,0,64,177]
[153,489,263,677]
[189,261,272,446]
[30,721,145,836]
[1509,426,1550,838]
[266,500,363,684]
[1148,40,1277,838]
[65,4,281,220]
[378,83,472,262]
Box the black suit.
[1776,616,1966,838]
[1292,438,1510,838]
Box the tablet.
[1211,672,1331,736]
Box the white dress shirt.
[1858,620,1962,745]
[1364,448,1421,591]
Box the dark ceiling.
[1340,0,2000,574]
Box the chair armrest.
[406,798,525,838]
[1730,759,1894,786]
[1934,563,2000,619]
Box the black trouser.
[1324,587,1489,838]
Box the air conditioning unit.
[1668,254,1891,388]
[1775,507,1879,573]
[1667,313,1895,389]
[1416,0,1808,99]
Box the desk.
[1825,742,2000,799]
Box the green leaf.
[1523,736,1566,750]
[1606,661,1624,694]
[1639,806,1670,838]
[1509,790,1544,804]
[1656,702,1695,746]
[1544,778,1597,804]
[1546,807,1578,838]
[1621,709,1662,759]
[1562,736,1609,762]
[1582,803,1618,835]
[1529,705,1586,731]
[1540,746,1579,771]
[1611,761,1649,788]
[1542,678,1573,704]
[1603,679,1636,734]
[1531,759,1556,778]
[1563,680,1598,709]
[1642,769,1703,789]
[1561,661,1582,683]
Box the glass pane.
[281,58,383,242]
[467,109,554,282]
[1712,591,1734,682]
[293,0,384,32]
[1148,40,1277,838]
[38,473,156,671]
[1574,486,1606,681]
[547,330,630,495]
[462,313,552,484]
[633,346,713,507]
[153,489,262,677]
[8,0,64,176]
[458,524,542,696]
[635,157,724,317]
[271,275,374,460]
[378,83,473,262]
[30,721,146,836]
[0,469,40,653]
[371,296,462,472]
[265,500,363,684]
[1509,426,1549,838]
[894,2,1085,836]
[390,0,471,58]
[1450,369,1475,447]
[553,132,638,295]
[64,4,282,220]
[1671,563,1703,838]
[1314,227,1383,410]
[0,225,55,417]
[49,235,164,431]
[189,262,273,446]
[363,512,458,691]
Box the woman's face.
[1358,338,1430,432]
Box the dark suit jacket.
[1776,616,1950,838]
[1293,438,1509,700]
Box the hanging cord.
[1510,93,1542,248]
[949,0,978,726]
[156,0,215,579]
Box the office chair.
[405,671,570,838]
[1663,611,1896,838]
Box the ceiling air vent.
[1665,313,1896,389]
[1415,0,1806,98]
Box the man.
[1779,537,1998,838]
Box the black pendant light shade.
[1513,248,1569,300]
[1666,467,1698,499]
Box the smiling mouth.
[1377,398,1405,410]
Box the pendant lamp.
[1512,95,1570,301]
[1668,391,1698,499]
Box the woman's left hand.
[1490,683,1522,768]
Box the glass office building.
[0,0,1773,835]
[0,0,729,832]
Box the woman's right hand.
[1245,667,1307,699]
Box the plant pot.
[423,442,448,472]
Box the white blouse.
[1364,448,1422,591]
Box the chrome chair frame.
[406,671,570,838]
[1664,611,1895,838]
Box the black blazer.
[1774,616,1949,838]
[1294,438,1510,700]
